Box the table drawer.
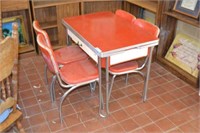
[67,30,98,63]
[110,47,148,65]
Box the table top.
[62,11,158,57]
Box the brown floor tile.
[145,109,165,121]
[31,123,51,133]
[179,122,200,133]
[168,112,189,126]
[117,96,134,107]
[22,97,38,108]
[162,73,177,82]
[83,118,104,132]
[148,96,166,107]
[136,101,155,112]
[107,100,122,112]
[159,92,176,103]
[28,113,46,126]
[106,123,125,132]
[170,79,187,88]
[19,89,35,99]
[128,92,143,104]
[25,104,42,116]
[112,109,129,122]
[44,109,60,122]
[76,109,96,122]
[48,118,66,132]
[16,53,199,132]
[122,85,138,96]
[120,118,139,132]
[69,123,88,132]
[168,100,187,111]
[63,114,82,127]
[155,118,175,132]
[143,123,162,132]
[133,113,152,126]
[40,100,57,112]
[98,115,116,128]
[125,104,143,117]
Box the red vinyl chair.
[33,20,88,85]
[108,19,160,102]
[115,9,136,22]
[37,33,102,122]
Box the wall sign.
[173,0,200,18]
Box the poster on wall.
[2,15,28,47]
[165,33,200,78]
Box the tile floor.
[16,52,199,133]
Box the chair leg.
[199,74,200,96]
[90,82,96,93]
[108,75,116,101]
[50,75,56,103]
[59,85,79,123]
[16,120,25,133]
[143,75,148,102]
[125,74,129,85]
[44,64,48,84]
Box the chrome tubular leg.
[125,74,129,85]
[143,46,154,102]
[105,57,110,114]
[50,75,56,103]
[44,64,48,84]
[59,86,78,123]
[90,82,96,92]
[98,57,106,118]
[97,80,104,110]
[67,34,72,46]
[108,75,116,101]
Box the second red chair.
[33,21,89,102]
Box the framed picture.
[173,0,200,18]
[2,16,28,47]
[165,33,200,78]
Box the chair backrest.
[33,20,52,49]
[133,19,160,37]
[0,23,18,101]
[36,34,59,74]
[115,9,136,22]
[33,20,55,73]
[132,19,160,58]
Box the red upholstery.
[36,34,59,73]
[115,9,136,22]
[54,45,88,64]
[33,20,88,67]
[60,59,98,84]
[133,19,160,37]
[37,34,98,85]
[109,61,138,73]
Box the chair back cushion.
[37,34,59,74]
[115,9,136,22]
[33,21,56,73]
[133,19,160,37]
[33,20,53,49]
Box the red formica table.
[62,11,159,116]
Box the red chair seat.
[54,45,88,64]
[109,61,138,73]
[60,59,98,84]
